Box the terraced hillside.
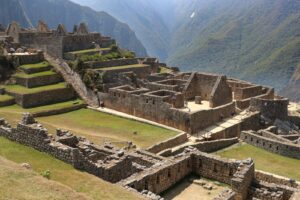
[0,59,85,116]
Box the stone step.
[64,48,112,60]
[0,94,15,107]
[5,83,75,108]
[14,71,63,88]
[19,61,52,74]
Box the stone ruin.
[1,21,115,57]
[0,113,299,200]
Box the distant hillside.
[71,0,170,61]
[166,0,300,91]
[73,0,300,99]
[0,0,147,57]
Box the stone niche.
[195,96,202,104]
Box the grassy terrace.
[14,70,57,78]
[0,137,142,200]
[0,107,178,148]
[20,61,50,70]
[216,143,300,181]
[68,48,111,54]
[5,82,67,94]
[99,64,148,71]
[0,94,14,102]
[0,100,84,122]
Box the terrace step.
[5,83,75,108]
[14,71,63,88]
[64,48,111,60]
[0,94,15,107]
[19,61,52,74]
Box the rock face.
[0,0,147,57]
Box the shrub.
[41,170,51,179]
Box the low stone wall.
[32,103,86,118]
[168,138,239,156]
[20,64,51,74]
[255,170,300,189]
[13,52,44,65]
[190,102,236,133]
[0,98,15,107]
[234,86,262,100]
[85,58,139,69]
[147,133,188,154]
[240,130,300,159]
[7,87,75,108]
[15,73,63,88]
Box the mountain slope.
[166,0,300,90]
[0,0,147,57]
[71,0,169,61]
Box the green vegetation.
[0,107,178,148]
[14,70,57,78]
[38,109,178,148]
[20,61,50,70]
[216,143,300,181]
[0,137,142,200]
[69,48,111,55]
[0,94,14,102]
[158,66,173,74]
[0,156,90,200]
[0,100,84,124]
[5,82,67,94]
[100,64,147,71]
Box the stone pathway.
[88,106,183,133]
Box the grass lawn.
[20,61,50,70]
[159,66,173,74]
[14,70,57,78]
[0,107,178,148]
[0,94,14,102]
[5,82,67,94]
[38,109,178,148]
[69,48,111,54]
[0,137,142,200]
[0,100,84,125]
[216,143,300,181]
[0,156,89,200]
[99,64,148,71]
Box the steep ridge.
[0,0,147,57]
[71,0,170,61]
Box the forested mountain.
[0,0,147,56]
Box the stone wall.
[189,102,236,133]
[255,170,300,189]
[240,130,300,159]
[0,98,15,107]
[100,65,152,80]
[250,96,288,121]
[161,138,239,157]
[210,76,233,107]
[15,73,63,88]
[234,85,263,100]
[13,52,44,65]
[147,133,188,154]
[7,87,75,108]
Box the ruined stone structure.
[1,114,299,200]
[5,21,115,57]
[1,20,300,200]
